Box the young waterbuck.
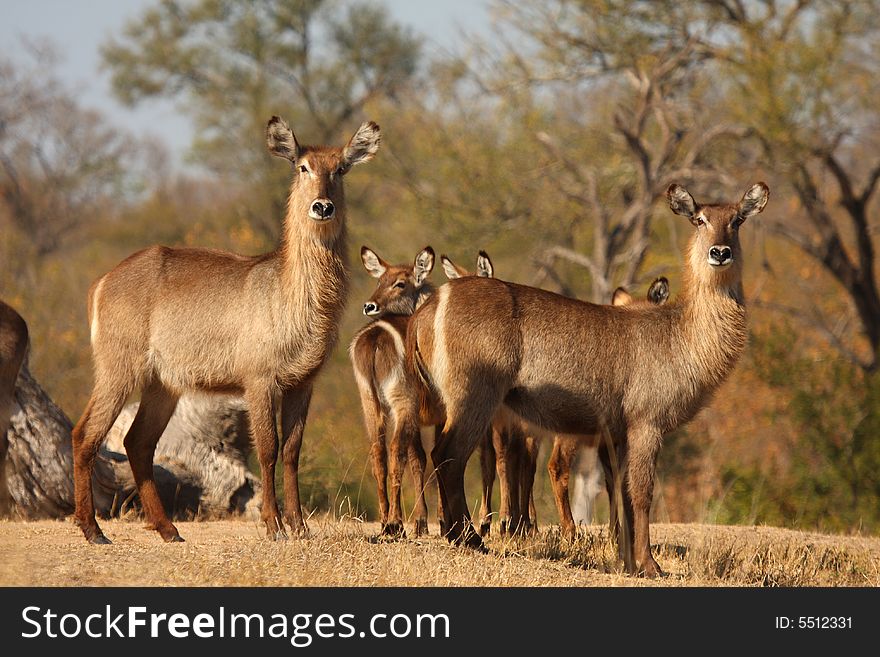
[349,245,435,537]
[350,250,494,538]
[71,117,381,544]
[0,301,28,516]
[405,182,768,575]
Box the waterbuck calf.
[72,117,381,544]
[350,250,494,538]
[0,301,28,516]
[406,182,768,575]
[349,246,436,537]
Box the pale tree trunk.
[4,365,260,519]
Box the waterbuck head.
[360,246,435,318]
[667,182,769,285]
[267,117,381,238]
[440,251,494,280]
[611,277,670,307]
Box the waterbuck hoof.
[639,560,664,578]
[479,522,491,538]
[412,519,428,537]
[167,535,185,543]
[286,519,309,538]
[381,521,406,539]
[89,533,112,545]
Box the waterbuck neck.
[276,179,350,362]
[677,235,748,389]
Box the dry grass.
[1,517,878,587]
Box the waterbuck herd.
[0,116,769,577]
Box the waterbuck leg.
[72,382,133,544]
[123,382,181,541]
[281,384,313,537]
[518,434,538,535]
[434,418,491,551]
[493,424,520,536]
[407,431,429,537]
[433,424,447,537]
[598,441,618,543]
[370,430,390,529]
[382,404,410,539]
[626,425,663,577]
[548,438,578,538]
[478,427,495,536]
[247,386,284,539]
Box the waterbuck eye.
[393,281,406,289]
[299,165,308,173]
[335,166,347,176]
[694,216,705,227]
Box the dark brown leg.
[626,425,662,577]
[548,436,578,538]
[383,405,410,538]
[478,427,495,536]
[493,423,521,535]
[72,383,132,544]
[407,431,429,537]
[518,434,538,535]
[281,384,313,537]
[433,424,447,537]
[247,386,284,539]
[122,382,181,542]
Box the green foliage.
[718,329,880,533]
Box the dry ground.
[1,517,878,586]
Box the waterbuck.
[0,301,28,516]
[547,277,671,540]
[349,245,436,537]
[71,117,381,544]
[350,250,494,538]
[405,182,768,575]
[442,254,538,537]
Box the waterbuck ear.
[342,121,381,169]
[738,182,770,219]
[647,277,670,305]
[476,251,494,278]
[611,287,633,306]
[666,184,697,219]
[441,256,460,280]
[266,116,299,162]
[360,246,388,278]
[413,246,435,286]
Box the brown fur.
[0,301,28,517]
[349,246,436,537]
[405,183,768,575]
[350,251,494,541]
[547,277,670,542]
[71,117,381,544]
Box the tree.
[471,0,746,301]
[698,0,880,372]
[101,0,421,239]
[0,43,138,256]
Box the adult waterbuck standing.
[405,182,768,575]
[71,117,381,544]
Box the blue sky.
[0,0,491,169]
